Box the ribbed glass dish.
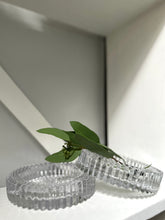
[6,162,95,210]
[76,150,163,194]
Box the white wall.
[107,1,165,168]
[0,3,105,187]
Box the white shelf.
[1,177,165,220]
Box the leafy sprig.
[37,121,122,163]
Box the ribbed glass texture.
[6,163,95,210]
[76,150,163,194]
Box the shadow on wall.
[0,1,105,187]
[0,1,104,136]
[107,1,165,120]
[0,1,94,35]
[0,1,47,32]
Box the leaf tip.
[70,121,77,126]
[36,128,49,133]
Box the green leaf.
[37,128,70,142]
[70,121,100,143]
[45,150,66,162]
[37,122,122,163]
[66,149,81,161]
[68,133,121,159]
[144,164,152,169]
[45,149,81,163]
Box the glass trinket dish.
[6,162,95,210]
[76,150,163,194]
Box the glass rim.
[6,162,95,210]
[76,149,163,194]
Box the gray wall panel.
[0,102,48,187]
[0,3,105,186]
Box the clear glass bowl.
[76,150,163,194]
[6,162,95,210]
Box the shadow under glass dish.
[76,150,163,195]
[6,163,95,210]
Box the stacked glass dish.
[76,150,163,194]
[6,163,95,210]
[6,150,163,210]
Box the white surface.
[1,0,163,35]
[106,3,165,218]
[0,176,165,220]
[107,1,165,170]
[0,66,63,154]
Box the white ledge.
[1,175,165,220]
[0,65,63,154]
